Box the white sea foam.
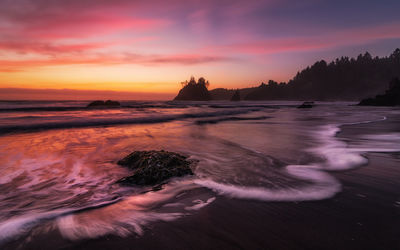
[185,197,216,210]
[0,209,72,244]
[56,180,205,240]
[0,196,125,244]
[57,210,182,240]
[310,124,368,171]
[196,118,400,202]
[355,133,400,152]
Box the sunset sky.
[1,0,400,100]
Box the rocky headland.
[359,78,400,106]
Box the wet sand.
[4,122,400,250]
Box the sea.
[0,100,399,248]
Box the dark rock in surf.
[359,78,400,106]
[297,101,314,108]
[230,90,241,101]
[117,150,195,186]
[87,100,121,108]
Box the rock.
[117,150,195,186]
[87,100,120,107]
[104,100,121,106]
[297,101,314,108]
[87,100,105,107]
[174,84,211,101]
[359,78,400,106]
[173,77,211,101]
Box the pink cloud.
[0,0,398,75]
[144,54,234,65]
[23,15,168,40]
[0,0,170,42]
[0,53,234,72]
[0,88,174,100]
[204,22,400,55]
[211,38,324,55]
[0,41,114,54]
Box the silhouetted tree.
[268,80,278,87]
[244,48,400,101]
[230,89,241,101]
[181,80,188,88]
[198,77,206,85]
[188,76,196,85]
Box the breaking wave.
[195,117,400,202]
[0,108,259,135]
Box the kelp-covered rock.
[117,150,195,186]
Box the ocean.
[0,100,399,249]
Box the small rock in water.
[297,101,314,108]
[87,100,120,108]
[117,150,196,186]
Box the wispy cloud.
[0,53,235,72]
[204,22,400,55]
[0,41,114,55]
[0,0,169,40]
[0,87,174,100]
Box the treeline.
[244,49,400,100]
[173,49,400,101]
[180,76,210,89]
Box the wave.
[0,108,259,135]
[208,104,282,109]
[308,124,369,171]
[55,180,211,240]
[0,197,122,244]
[0,105,188,113]
[0,100,287,113]
[195,117,400,202]
[0,176,215,244]
[2,109,399,244]
[195,116,270,125]
[0,100,298,113]
[0,106,88,112]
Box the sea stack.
[174,76,211,101]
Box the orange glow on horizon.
[1,0,399,99]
